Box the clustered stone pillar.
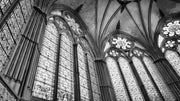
[94,58,117,101]
[150,48,180,100]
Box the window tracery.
[143,57,175,101]
[159,19,180,77]
[32,10,101,100]
[64,14,82,35]
[162,20,180,37]
[106,33,175,101]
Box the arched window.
[158,20,180,76]
[106,34,175,101]
[87,52,101,101]
[32,10,101,101]
[106,57,129,101]
[32,22,58,100]
[0,0,33,73]
[58,31,74,100]
[78,45,90,101]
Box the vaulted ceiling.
[55,0,180,39]
[54,0,180,57]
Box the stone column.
[94,58,116,101]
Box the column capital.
[94,58,106,63]
[73,43,78,46]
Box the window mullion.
[129,60,151,101]
[140,57,165,100]
[116,60,132,101]
[85,53,94,101]
[52,28,61,101]
[73,43,81,101]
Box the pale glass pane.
[158,35,164,48]
[87,53,101,101]
[143,57,175,101]
[106,57,129,101]
[14,4,24,31]
[177,44,180,54]
[132,57,161,101]
[0,45,7,72]
[0,24,15,55]
[0,0,11,13]
[118,57,144,101]
[7,12,20,41]
[0,82,17,101]
[58,33,74,101]
[78,45,90,101]
[20,0,33,21]
[165,50,180,76]
[25,0,32,16]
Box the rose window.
[109,49,119,57]
[111,37,133,50]
[132,49,143,57]
[64,15,82,35]
[164,40,176,49]
[162,20,180,37]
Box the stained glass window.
[87,53,101,101]
[13,4,24,31]
[32,11,101,100]
[0,0,11,13]
[0,82,16,101]
[78,45,90,101]
[165,50,180,76]
[0,0,33,73]
[118,57,144,101]
[58,32,74,101]
[132,56,161,101]
[143,56,175,101]
[7,12,20,41]
[160,20,180,77]
[0,45,7,72]
[32,22,58,100]
[106,57,129,101]
[19,0,33,21]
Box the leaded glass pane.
[0,0,11,13]
[0,82,17,101]
[0,11,2,19]
[106,57,129,101]
[32,23,58,100]
[143,57,175,101]
[7,11,20,41]
[25,0,32,16]
[20,0,29,21]
[158,35,164,48]
[0,24,15,55]
[13,4,24,31]
[118,57,144,101]
[177,44,180,54]
[165,50,180,76]
[132,57,161,101]
[0,45,7,72]
[78,45,90,101]
[58,33,74,101]
[87,53,101,101]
